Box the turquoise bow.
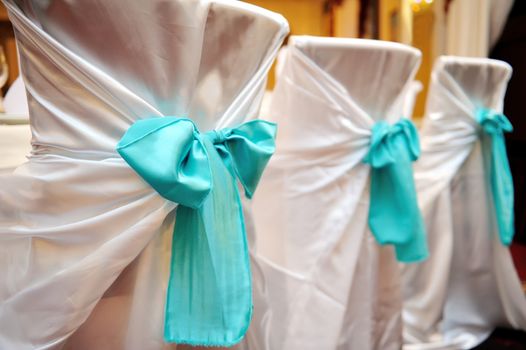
[363,119,428,263]
[476,108,514,245]
[117,117,277,346]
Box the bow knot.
[363,119,421,168]
[363,118,428,263]
[206,128,232,144]
[117,118,276,209]
[476,108,513,135]
[117,117,277,346]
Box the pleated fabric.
[0,1,288,349]
[402,56,526,350]
[251,36,422,350]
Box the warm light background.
[244,0,441,119]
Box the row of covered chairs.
[252,36,526,350]
[0,1,524,350]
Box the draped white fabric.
[0,1,288,349]
[251,36,421,350]
[401,56,526,350]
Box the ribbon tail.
[488,133,515,245]
[368,132,428,263]
[164,138,252,346]
[393,220,428,263]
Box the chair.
[251,36,423,350]
[402,56,526,349]
[0,1,288,349]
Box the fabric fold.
[363,119,428,263]
[476,108,514,245]
[251,38,426,350]
[116,117,277,346]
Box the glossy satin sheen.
[363,119,428,263]
[251,39,422,350]
[401,57,526,350]
[117,118,277,346]
[476,108,514,245]
[0,1,288,349]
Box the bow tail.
[393,224,428,263]
[368,134,428,263]
[485,133,515,245]
[164,138,252,346]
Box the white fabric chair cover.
[0,1,288,349]
[402,56,526,350]
[251,36,421,350]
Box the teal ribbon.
[363,119,428,263]
[116,117,277,346]
[476,108,514,245]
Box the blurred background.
[240,1,526,297]
[242,0,516,118]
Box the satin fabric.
[402,56,526,350]
[0,1,288,349]
[363,119,428,263]
[251,36,422,350]
[117,118,277,346]
[476,108,514,245]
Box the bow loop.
[209,120,277,198]
[364,119,421,168]
[476,108,513,135]
[117,117,211,209]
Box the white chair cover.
[402,56,526,350]
[0,1,288,349]
[251,36,421,350]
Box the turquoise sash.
[476,108,514,245]
[363,119,428,263]
[117,117,277,346]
